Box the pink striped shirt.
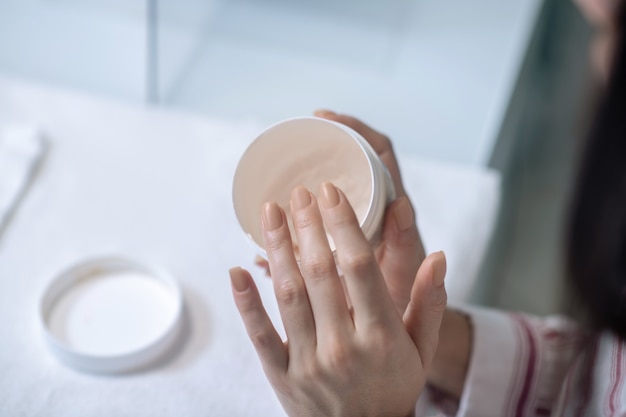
[418,306,626,417]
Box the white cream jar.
[232,116,395,257]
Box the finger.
[254,255,271,277]
[318,182,397,330]
[402,251,447,369]
[313,109,406,198]
[377,196,426,314]
[262,202,317,357]
[290,186,352,337]
[230,267,288,380]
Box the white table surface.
[0,75,499,416]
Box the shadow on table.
[118,283,213,375]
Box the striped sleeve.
[553,331,626,416]
[454,306,585,417]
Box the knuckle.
[337,115,360,131]
[328,209,355,228]
[264,232,289,254]
[296,361,322,382]
[363,328,395,358]
[342,252,376,276]
[371,134,393,156]
[379,134,393,151]
[275,280,306,306]
[368,322,394,346]
[389,229,420,248]
[293,212,316,231]
[323,341,356,375]
[249,331,272,350]
[300,255,336,280]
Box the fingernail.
[262,202,283,231]
[230,268,250,292]
[314,109,336,117]
[393,197,414,232]
[291,185,312,210]
[432,251,446,287]
[320,182,340,208]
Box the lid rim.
[39,255,184,373]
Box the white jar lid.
[39,256,184,374]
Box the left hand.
[231,183,447,417]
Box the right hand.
[233,183,447,417]
[257,111,426,315]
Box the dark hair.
[566,4,626,336]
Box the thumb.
[403,251,447,369]
[378,196,425,314]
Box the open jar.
[232,116,395,258]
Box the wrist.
[427,309,473,399]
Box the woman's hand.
[232,183,447,417]
[256,111,426,315]
[314,111,426,315]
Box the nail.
[393,197,414,232]
[262,202,283,231]
[320,182,340,208]
[432,251,446,287]
[255,253,268,264]
[314,109,337,117]
[230,268,250,292]
[291,185,312,210]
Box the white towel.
[0,126,46,234]
[398,154,501,303]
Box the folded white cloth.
[0,126,46,234]
[399,154,501,302]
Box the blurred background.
[0,0,595,314]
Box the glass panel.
[0,0,147,102]
[153,0,218,104]
[156,0,414,122]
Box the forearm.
[427,309,472,399]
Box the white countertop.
[0,75,499,415]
